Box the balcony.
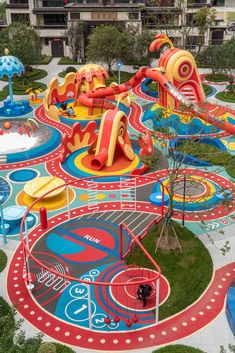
[7,0,29,9]
[187,0,210,7]
[145,0,175,7]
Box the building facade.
[4,0,235,58]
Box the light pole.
[116,61,123,84]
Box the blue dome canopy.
[0,54,24,78]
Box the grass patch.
[147,81,158,92]
[205,73,229,82]
[225,156,235,178]
[216,90,235,103]
[152,344,205,353]
[0,81,47,100]
[106,71,133,86]
[58,57,78,65]
[13,81,47,95]
[53,342,76,353]
[0,250,7,272]
[176,141,232,165]
[202,83,213,96]
[0,86,9,101]
[126,221,213,320]
[40,55,52,64]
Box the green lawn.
[0,250,7,272]
[152,345,206,353]
[106,71,133,86]
[0,68,47,82]
[39,55,52,64]
[225,156,235,178]
[202,83,213,96]
[216,90,235,103]
[0,82,47,100]
[205,73,229,82]
[58,57,79,65]
[126,221,213,320]
[176,141,232,165]
[147,81,159,92]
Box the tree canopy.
[86,25,134,72]
[0,22,42,68]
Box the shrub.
[38,342,56,353]
[225,156,235,178]
[54,342,77,353]
[0,249,7,272]
[25,65,33,72]
[152,344,205,352]
[205,73,229,82]
[65,66,77,74]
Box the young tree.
[0,22,42,69]
[194,6,216,53]
[86,25,134,72]
[144,103,233,251]
[133,28,160,67]
[65,20,85,63]
[0,2,6,23]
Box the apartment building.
[4,0,235,58]
[5,0,142,58]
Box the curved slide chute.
[152,71,235,135]
[79,66,235,135]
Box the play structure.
[2,33,235,352]
[43,34,235,178]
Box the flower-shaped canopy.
[0,49,24,104]
[0,49,24,79]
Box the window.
[11,13,30,24]
[186,35,204,49]
[43,14,67,25]
[129,13,139,20]
[211,0,225,5]
[42,0,64,7]
[9,0,28,4]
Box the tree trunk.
[164,180,174,245]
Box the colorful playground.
[0,34,235,353]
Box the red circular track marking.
[110,269,170,310]
[7,231,235,350]
[45,164,235,221]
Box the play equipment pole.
[119,224,123,260]
[87,284,93,330]
[155,277,160,323]
[182,174,186,227]
[8,77,14,104]
[24,219,34,290]
[0,199,7,245]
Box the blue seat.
[149,192,169,206]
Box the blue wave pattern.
[142,106,223,135]
[0,55,24,78]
